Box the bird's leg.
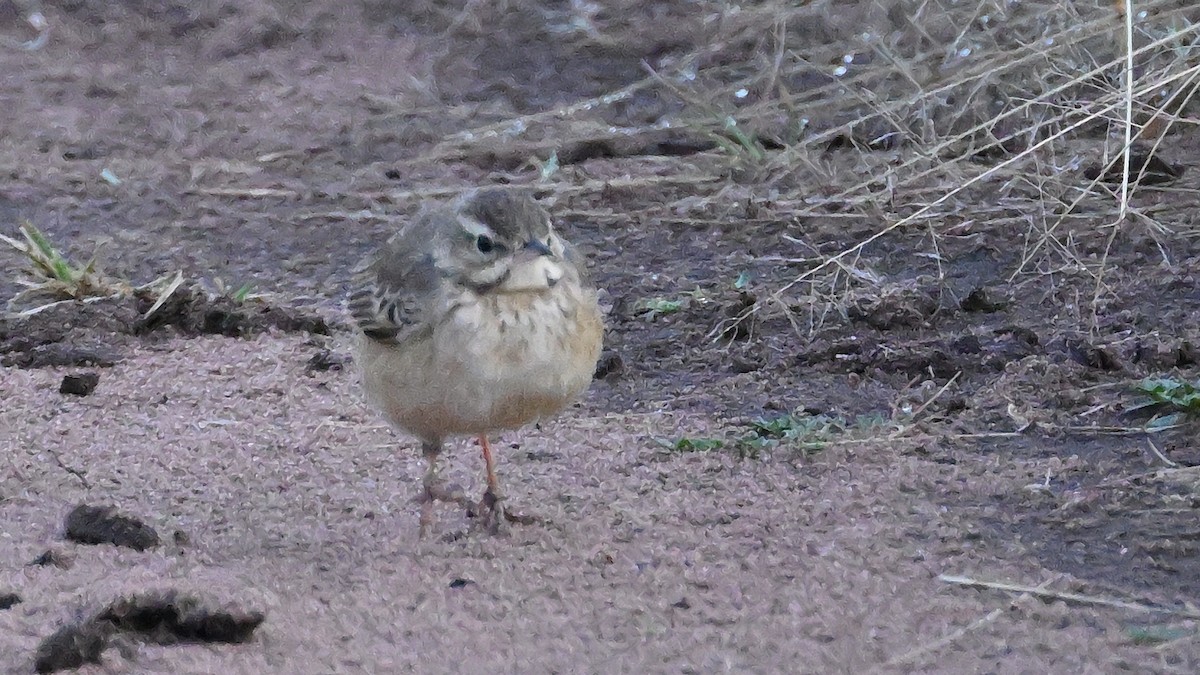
[418,442,441,538]
[417,440,467,538]
[477,435,506,532]
[474,436,537,532]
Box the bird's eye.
[476,235,495,254]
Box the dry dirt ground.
[2,1,1200,673]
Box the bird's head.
[437,189,569,293]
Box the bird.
[348,188,604,536]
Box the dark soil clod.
[28,548,74,569]
[306,348,350,373]
[1082,148,1184,186]
[34,622,113,673]
[59,372,100,396]
[996,325,1041,346]
[97,590,266,644]
[2,344,121,369]
[960,287,1004,313]
[0,592,21,610]
[33,590,265,673]
[847,287,939,330]
[0,301,137,370]
[0,292,332,372]
[134,287,330,338]
[593,351,625,380]
[1176,341,1198,367]
[64,504,160,551]
[1066,342,1122,372]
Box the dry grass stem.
[940,574,1200,619]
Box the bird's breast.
[428,284,603,430]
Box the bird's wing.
[348,225,442,345]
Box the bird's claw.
[465,487,507,534]
[467,488,537,533]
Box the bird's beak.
[523,239,554,256]
[514,239,554,263]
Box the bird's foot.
[468,487,538,534]
[416,480,470,538]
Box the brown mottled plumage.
[348,189,603,536]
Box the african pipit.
[349,189,604,535]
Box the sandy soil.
[1,336,1188,673]
[1,1,1200,673]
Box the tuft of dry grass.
[423,0,1200,335]
[0,222,246,320]
[0,221,134,313]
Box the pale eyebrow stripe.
[458,216,496,238]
